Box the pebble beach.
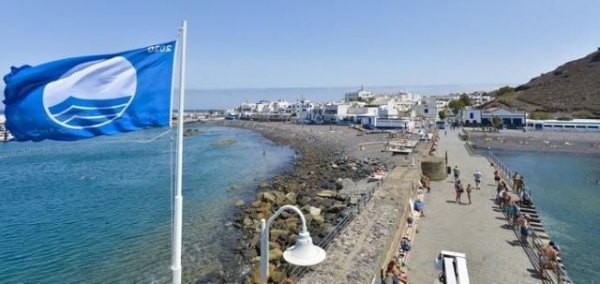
[212,120,414,283]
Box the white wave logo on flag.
[42,56,137,129]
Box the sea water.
[495,151,600,283]
[0,125,294,283]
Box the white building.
[461,108,482,125]
[362,117,415,131]
[414,98,438,120]
[323,103,351,123]
[344,86,374,102]
[525,119,600,132]
[481,107,526,129]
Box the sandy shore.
[465,128,600,154]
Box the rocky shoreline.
[212,120,398,283]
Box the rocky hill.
[494,48,600,118]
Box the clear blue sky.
[1,0,599,89]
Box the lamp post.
[260,205,326,284]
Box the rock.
[284,192,297,204]
[284,217,299,224]
[285,221,298,232]
[298,196,312,206]
[241,248,257,259]
[308,206,322,216]
[275,195,286,206]
[243,217,253,227]
[317,190,337,198]
[258,182,269,189]
[272,190,285,201]
[250,267,260,284]
[235,199,245,207]
[328,202,346,213]
[325,213,337,222]
[261,192,276,203]
[320,222,333,233]
[269,248,283,261]
[312,214,325,224]
[269,241,281,250]
[270,229,287,242]
[270,271,286,283]
[319,198,335,208]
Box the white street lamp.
[260,205,326,284]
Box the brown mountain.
[493,48,600,118]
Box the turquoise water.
[0,125,294,283]
[495,151,600,283]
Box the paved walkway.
[409,130,540,284]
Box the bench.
[437,251,470,284]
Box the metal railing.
[487,150,515,189]
[486,151,572,284]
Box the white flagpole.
[168,35,180,128]
[172,19,187,284]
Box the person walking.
[466,184,473,205]
[512,171,519,190]
[453,165,461,181]
[494,169,501,185]
[455,179,464,204]
[473,170,482,190]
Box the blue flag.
[3,41,176,141]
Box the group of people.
[495,171,533,209]
[492,166,564,280]
[447,158,562,281]
[383,259,409,284]
[452,166,479,205]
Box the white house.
[481,107,526,129]
[323,103,351,123]
[461,108,482,125]
[414,98,438,120]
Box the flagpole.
[172,19,187,284]
[168,35,180,128]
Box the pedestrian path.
[408,131,540,284]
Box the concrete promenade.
[409,130,540,284]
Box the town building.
[344,86,374,102]
[460,107,526,129]
[525,119,600,132]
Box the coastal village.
[2,2,600,283]
[205,82,600,283]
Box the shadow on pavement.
[506,240,522,247]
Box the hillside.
[494,48,600,118]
